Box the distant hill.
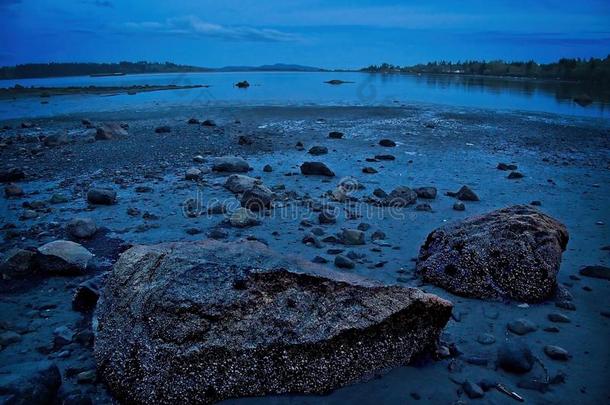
[217,63,325,72]
[0,61,326,80]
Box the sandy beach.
[1,104,609,404]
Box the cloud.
[473,31,610,47]
[80,0,113,8]
[123,16,303,43]
[0,0,21,8]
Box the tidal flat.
[1,104,609,404]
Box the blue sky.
[1,0,609,68]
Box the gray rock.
[497,341,534,374]
[415,187,437,199]
[241,184,274,211]
[308,146,328,156]
[0,362,61,405]
[0,168,25,183]
[73,274,105,311]
[185,167,201,180]
[94,240,452,404]
[96,123,127,140]
[319,209,337,224]
[497,163,518,171]
[447,185,480,201]
[544,345,569,361]
[334,254,355,269]
[579,265,610,280]
[328,131,343,139]
[87,188,117,205]
[379,139,396,147]
[263,164,273,172]
[507,318,538,335]
[212,156,250,173]
[508,171,525,179]
[476,333,496,345]
[229,208,260,228]
[43,132,69,147]
[452,202,465,211]
[155,126,171,134]
[53,326,75,347]
[0,248,37,279]
[4,183,24,198]
[224,174,261,194]
[300,162,335,177]
[36,240,93,275]
[462,381,484,399]
[381,186,417,207]
[66,218,97,239]
[547,313,570,323]
[342,229,365,245]
[417,205,568,302]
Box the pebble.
[476,333,496,345]
[507,318,538,335]
[548,313,571,323]
[462,380,484,399]
[334,254,355,269]
[544,345,569,361]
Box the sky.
[1,0,609,69]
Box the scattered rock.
[508,171,525,179]
[43,132,69,147]
[497,341,534,374]
[241,184,274,211]
[371,230,386,241]
[212,156,250,173]
[544,345,569,361]
[328,131,344,139]
[224,174,261,194]
[497,163,518,171]
[0,361,61,405]
[507,319,538,335]
[263,164,273,172]
[375,154,395,161]
[300,162,335,177]
[202,119,216,127]
[185,167,202,181]
[415,187,437,199]
[235,80,250,88]
[476,333,496,345]
[308,146,328,156]
[73,275,105,312]
[381,186,417,207]
[417,205,569,302]
[453,202,465,211]
[379,139,396,147]
[579,265,610,280]
[53,326,75,347]
[87,188,117,205]
[318,209,337,224]
[94,240,452,404]
[415,203,432,212]
[342,229,365,245]
[0,168,25,183]
[36,240,94,275]
[229,208,260,228]
[0,248,37,279]
[4,183,24,198]
[0,331,22,346]
[547,313,570,323]
[96,123,127,140]
[462,381,484,399]
[447,185,480,201]
[66,218,97,239]
[362,167,378,174]
[238,135,252,145]
[187,118,200,124]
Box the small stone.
[508,171,525,179]
[579,265,610,280]
[53,326,75,347]
[87,188,117,205]
[155,126,171,134]
[76,370,96,384]
[342,229,365,245]
[328,131,343,139]
[415,187,437,199]
[497,341,534,374]
[544,345,569,361]
[4,183,24,198]
[379,139,396,147]
[453,185,479,201]
[212,156,250,173]
[507,318,538,335]
[453,202,465,211]
[263,164,273,172]
[193,155,205,163]
[37,240,94,275]
[462,381,484,399]
[185,167,202,181]
[187,118,200,124]
[548,313,570,323]
[476,333,496,345]
[201,119,216,126]
[415,203,432,212]
[300,162,335,177]
[308,146,328,156]
[66,218,97,239]
[0,331,22,346]
[318,209,337,224]
[497,163,517,171]
[334,254,355,269]
[362,167,378,174]
[229,208,260,228]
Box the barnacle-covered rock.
[417,205,568,302]
[94,239,452,404]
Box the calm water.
[0,71,608,120]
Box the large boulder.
[417,205,568,302]
[94,240,452,404]
[212,156,250,173]
[36,240,94,275]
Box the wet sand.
[1,105,609,404]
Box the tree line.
[0,61,211,79]
[361,56,610,86]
